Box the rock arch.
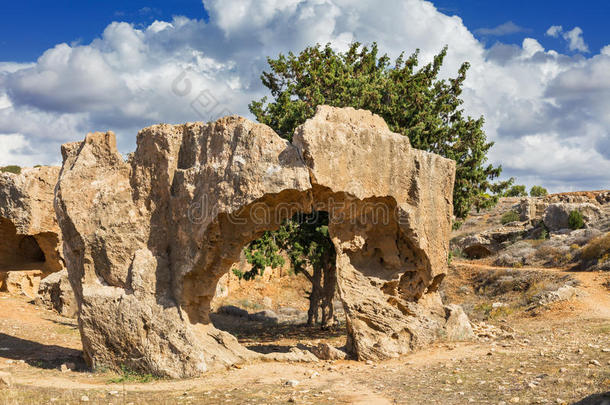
[55,106,464,378]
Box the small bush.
[448,248,464,265]
[452,220,463,231]
[568,210,584,230]
[232,268,244,279]
[529,185,548,197]
[580,233,610,261]
[537,228,549,240]
[551,252,573,267]
[0,165,21,174]
[501,210,520,224]
[505,184,527,197]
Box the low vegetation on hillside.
[0,165,21,174]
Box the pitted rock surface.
[55,106,459,377]
[0,167,65,296]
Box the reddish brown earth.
[0,262,609,405]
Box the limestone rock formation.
[0,167,64,297]
[37,269,77,317]
[0,270,43,298]
[55,106,459,377]
[444,304,475,341]
[454,224,529,259]
[310,342,348,360]
[542,202,602,231]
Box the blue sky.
[436,1,608,53]
[0,1,208,61]
[2,1,608,61]
[0,0,609,192]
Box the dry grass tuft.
[580,233,610,262]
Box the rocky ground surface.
[0,260,608,404]
[451,193,610,272]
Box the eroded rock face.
[0,167,65,296]
[454,224,529,259]
[37,269,77,317]
[542,202,602,231]
[55,106,458,377]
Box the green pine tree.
[242,43,511,327]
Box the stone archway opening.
[208,209,347,356]
[177,185,445,363]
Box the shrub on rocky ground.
[579,232,610,270]
[0,165,21,174]
[501,210,520,225]
[580,232,610,261]
[568,210,584,230]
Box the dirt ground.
[1,263,609,404]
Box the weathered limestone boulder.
[37,269,77,317]
[517,198,537,222]
[542,202,602,231]
[0,269,43,298]
[0,167,64,296]
[444,304,475,341]
[454,224,528,259]
[310,342,348,360]
[55,106,458,377]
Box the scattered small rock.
[80,395,89,402]
[0,371,12,387]
[285,379,299,387]
[588,359,601,366]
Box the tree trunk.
[320,262,337,329]
[306,266,322,326]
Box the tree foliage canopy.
[505,184,527,197]
[240,212,335,281]
[250,42,510,218]
[242,43,512,325]
[529,185,548,197]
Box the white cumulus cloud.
[545,25,590,53]
[0,0,608,193]
[546,25,563,38]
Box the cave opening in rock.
[0,218,46,271]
